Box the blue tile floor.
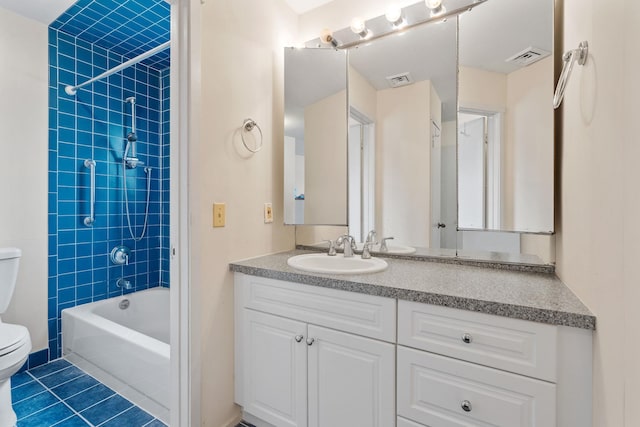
[11,359,166,427]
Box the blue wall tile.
[46,0,170,363]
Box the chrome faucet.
[336,235,357,257]
[365,230,377,244]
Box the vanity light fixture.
[425,0,446,17]
[350,17,371,39]
[385,6,406,28]
[320,28,339,47]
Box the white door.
[458,116,486,229]
[430,121,442,248]
[307,325,395,427]
[243,310,308,427]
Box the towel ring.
[241,118,263,153]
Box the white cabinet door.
[243,310,308,427]
[307,325,395,427]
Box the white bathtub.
[62,287,170,418]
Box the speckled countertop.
[230,250,595,330]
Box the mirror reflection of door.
[458,109,502,230]
[430,121,442,248]
[348,109,375,242]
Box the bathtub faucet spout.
[116,278,134,290]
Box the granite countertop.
[229,250,595,330]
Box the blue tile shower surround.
[11,359,166,426]
[47,0,170,361]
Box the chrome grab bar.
[84,159,96,226]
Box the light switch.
[264,203,273,223]
[213,203,226,227]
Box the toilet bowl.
[0,323,31,427]
[0,248,32,427]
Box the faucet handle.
[324,240,337,256]
[361,241,375,259]
[380,237,395,252]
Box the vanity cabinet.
[234,273,593,427]
[235,274,396,427]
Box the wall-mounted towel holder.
[553,41,588,109]
[241,118,263,153]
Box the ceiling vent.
[505,47,551,67]
[386,72,414,88]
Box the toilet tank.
[0,248,21,314]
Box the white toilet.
[0,248,32,427]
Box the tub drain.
[119,299,130,310]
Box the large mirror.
[458,0,554,234]
[285,0,556,265]
[284,48,348,225]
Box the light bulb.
[385,6,402,23]
[425,0,446,17]
[385,6,405,28]
[350,17,366,34]
[320,28,338,47]
[350,17,370,39]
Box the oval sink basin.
[355,243,417,255]
[287,253,388,275]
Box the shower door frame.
[169,0,200,426]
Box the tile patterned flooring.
[11,359,166,427]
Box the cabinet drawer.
[235,273,396,342]
[398,300,557,381]
[398,346,556,427]
[397,416,426,427]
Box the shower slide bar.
[84,159,96,227]
[65,41,170,96]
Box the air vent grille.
[505,47,551,67]
[386,72,414,88]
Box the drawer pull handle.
[461,400,472,412]
[295,335,304,343]
[306,338,315,346]
[461,333,473,344]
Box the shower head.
[125,97,136,104]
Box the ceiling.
[0,0,76,24]
[0,0,170,70]
[283,0,335,15]
[52,0,171,70]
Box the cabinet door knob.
[461,400,472,412]
[461,333,473,344]
[295,335,304,343]
[306,338,315,346]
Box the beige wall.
[505,56,554,232]
[376,81,431,246]
[460,61,555,234]
[196,1,297,425]
[304,90,348,224]
[0,7,48,352]
[459,66,507,111]
[349,66,377,121]
[555,0,639,425]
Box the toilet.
[0,248,32,427]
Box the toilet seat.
[0,323,29,357]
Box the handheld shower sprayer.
[124,97,142,169]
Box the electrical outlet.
[213,203,226,227]
[264,203,273,223]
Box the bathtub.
[62,287,170,418]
